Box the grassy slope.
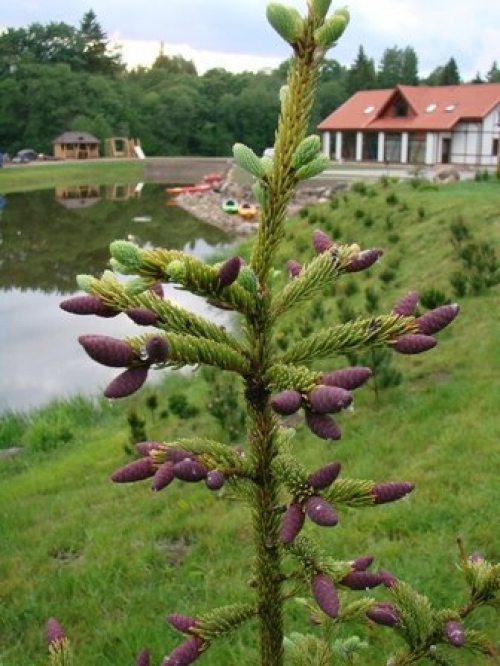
[0,178,499,665]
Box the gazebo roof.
[53,131,100,145]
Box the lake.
[0,183,236,412]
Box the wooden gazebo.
[53,131,100,160]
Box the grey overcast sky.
[1,0,499,78]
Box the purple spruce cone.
[373,481,414,504]
[320,366,372,390]
[162,636,204,666]
[305,411,341,441]
[46,618,65,646]
[136,441,162,456]
[166,448,192,464]
[416,303,460,335]
[136,648,151,666]
[312,229,334,254]
[60,294,118,318]
[270,390,302,415]
[127,307,158,326]
[217,256,242,287]
[351,555,375,571]
[166,614,198,633]
[308,386,352,414]
[151,462,175,491]
[145,336,169,364]
[205,470,225,490]
[391,291,419,316]
[444,620,465,647]
[367,602,400,627]
[78,334,134,367]
[104,366,149,398]
[311,573,340,619]
[391,333,437,355]
[111,457,155,483]
[286,260,302,278]
[346,248,383,272]
[280,502,305,544]
[150,282,164,297]
[308,462,341,490]
[379,568,398,588]
[173,459,208,483]
[341,570,384,590]
[304,496,338,526]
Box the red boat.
[202,172,223,184]
[166,184,211,195]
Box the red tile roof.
[317,83,500,132]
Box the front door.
[441,138,451,164]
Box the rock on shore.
[173,164,347,235]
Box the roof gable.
[318,82,500,132]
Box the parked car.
[12,149,38,163]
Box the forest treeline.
[0,11,499,158]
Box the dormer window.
[393,99,408,117]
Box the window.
[426,103,437,113]
[493,138,499,156]
[445,104,457,112]
[363,105,375,114]
[393,99,408,117]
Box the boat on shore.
[166,183,212,195]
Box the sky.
[1,1,499,80]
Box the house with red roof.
[317,83,500,167]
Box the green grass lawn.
[0,177,499,665]
[0,159,146,193]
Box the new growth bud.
[266,3,304,45]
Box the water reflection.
[0,184,236,412]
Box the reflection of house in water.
[55,185,101,209]
[105,183,142,200]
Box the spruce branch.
[266,363,322,393]
[194,603,257,643]
[280,315,417,365]
[129,331,250,374]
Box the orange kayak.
[166,184,211,195]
